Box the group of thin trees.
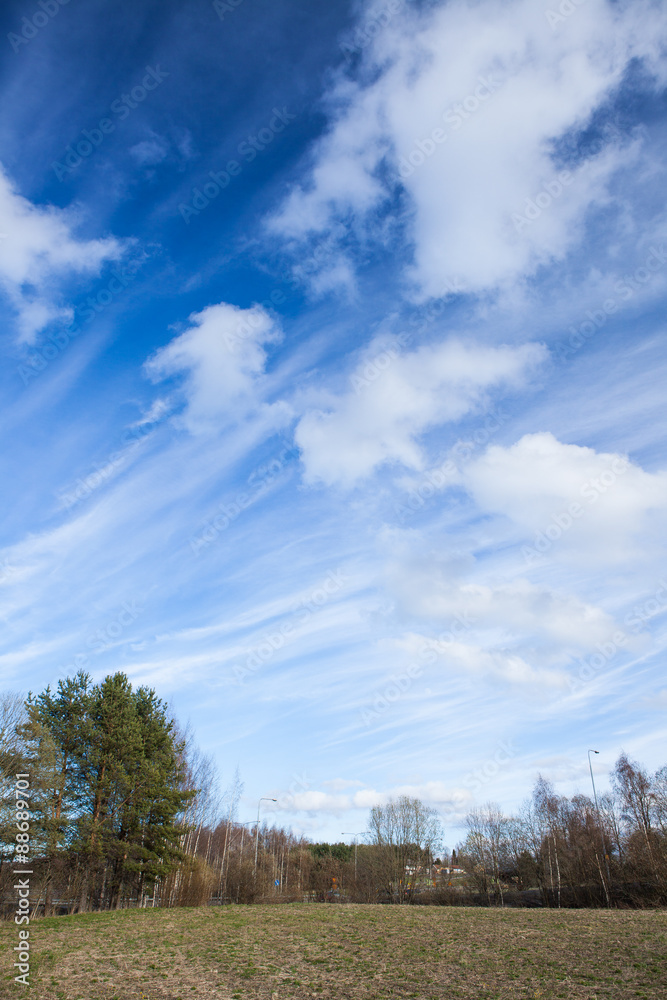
[176,794,444,905]
[278,763,667,908]
[457,758,667,907]
[271,796,445,904]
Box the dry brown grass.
[0,904,665,999]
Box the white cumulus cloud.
[295,339,546,486]
[268,0,667,299]
[464,432,667,548]
[0,165,122,342]
[145,302,287,433]
[389,565,615,649]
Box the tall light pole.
[342,832,364,881]
[254,797,277,875]
[588,749,601,813]
[588,749,611,907]
[238,820,255,861]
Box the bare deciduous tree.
[366,795,442,902]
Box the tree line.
[1,673,666,912]
[298,760,667,908]
[454,758,667,908]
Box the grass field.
[1,904,665,999]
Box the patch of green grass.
[0,904,665,998]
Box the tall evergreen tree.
[22,671,195,911]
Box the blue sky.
[1,0,666,846]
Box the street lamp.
[342,832,365,880]
[254,797,277,875]
[588,750,601,812]
[588,750,611,907]
[237,820,255,861]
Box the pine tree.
[21,671,195,911]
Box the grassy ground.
[0,904,665,999]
